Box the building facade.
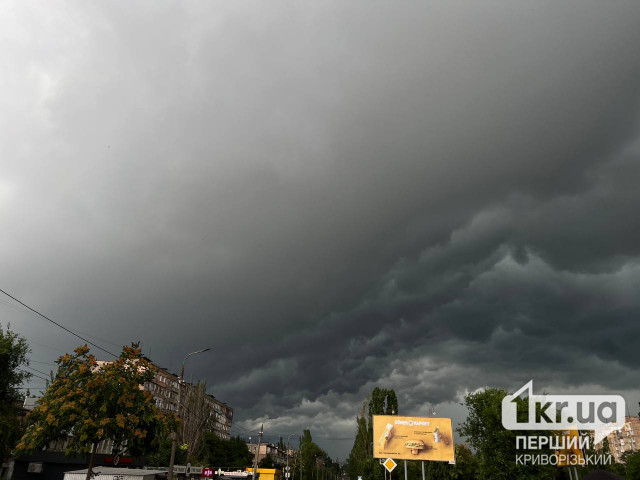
[100,357,233,440]
[245,444,291,467]
[605,416,640,463]
[143,365,180,414]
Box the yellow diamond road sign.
[383,458,397,472]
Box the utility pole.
[252,424,264,480]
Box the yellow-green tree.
[17,344,176,480]
[1,323,31,459]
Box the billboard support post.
[421,461,425,480]
[403,461,407,480]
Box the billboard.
[372,415,455,463]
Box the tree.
[17,344,176,480]
[300,430,321,480]
[144,436,187,467]
[198,433,253,468]
[450,444,480,479]
[259,454,277,468]
[458,388,555,480]
[347,403,370,480]
[299,430,337,480]
[0,324,30,460]
[625,451,640,480]
[347,388,398,480]
[181,381,216,460]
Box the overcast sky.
[3,0,640,459]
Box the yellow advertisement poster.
[372,415,455,462]
[554,429,584,466]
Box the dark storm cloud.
[229,147,640,401]
[3,0,640,459]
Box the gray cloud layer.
[2,0,640,458]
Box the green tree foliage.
[301,430,323,480]
[144,436,187,467]
[405,444,479,480]
[347,411,370,480]
[297,430,337,480]
[626,450,640,480]
[347,388,398,480]
[0,324,30,459]
[17,344,176,480]
[198,433,253,468]
[449,444,480,479]
[458,388,555,480]
[259,454,278,468]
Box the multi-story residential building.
[245,443,292,466]
[181,382,233,442]
[143,364,180,414]
[203,392,233,441]
[98,357,232,440]
[97,359,180,414]
[604,416,640,463]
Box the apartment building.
[98,357,232,440]
[246,443,291,466]
[182,381,233,441]
[143,365,180,414]
[605,416,640,463]
[203,392,233,441]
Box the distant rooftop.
[23,396,40,410]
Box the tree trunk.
[85,441,99,480]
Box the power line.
[24,338,68,355]
[20,370,49,382]
[29,359,58,366]
[0,288,117,358]
[231,423,351,441]
[24,365,52,377]
[233,423,260,434]
[1,298,123,351]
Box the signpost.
[383,458,397,473]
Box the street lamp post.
[286,434,293,480]
[168,348,211,480]
[250,424,264,480]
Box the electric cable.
[24,365,52,377]
[0,288,117,358]
[20,370,49,382]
